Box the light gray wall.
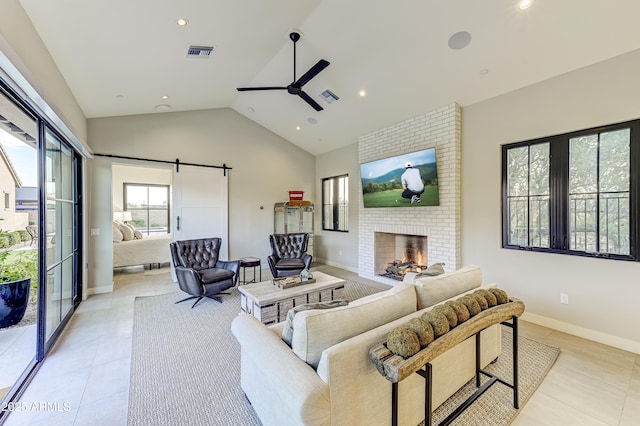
[86,157,114,293]
[86,108,315,292]
[314,143,360,272]
[462,48,640,353]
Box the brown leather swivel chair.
[267,233,313,278]
[170,237,239,308]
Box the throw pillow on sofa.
[282,300,349,346]
[289,281,417,368]
[413,265,483,310]
[415,262,445,278]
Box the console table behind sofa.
[369,298,525,426]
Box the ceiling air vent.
[320,89,339,104]
[187,45,214,58]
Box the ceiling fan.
[237,32,330,111]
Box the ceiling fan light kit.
[237,32,330,111]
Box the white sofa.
[231,265,502,426]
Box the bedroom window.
[322,174,349,232]
[502,119,639,261]
[124,183,170,235]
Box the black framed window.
[502,119,639,261]
[322,174,349,232]
[123,183,170,235]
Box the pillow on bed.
[124,223,143,239]
[112,222,123,243]
[119,223,134,241]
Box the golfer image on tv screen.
[359,147,440,208]
[401,162,424,204]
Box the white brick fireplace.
[358,103,461,285]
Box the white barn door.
[173,165,229,259]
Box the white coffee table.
[238,271,346,324]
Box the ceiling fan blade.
[237,86,287,91]
[298,91,323,111]
[295,59,330,87]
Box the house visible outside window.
[124,183,170,235]
[322,174,349,232]
[502,119,638,261]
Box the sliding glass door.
[0,78,83,419]
[45,129,78,340]
[0,88,38,403]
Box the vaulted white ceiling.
[18,0,640,155]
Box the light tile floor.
[1,266,639,425]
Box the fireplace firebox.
[374,232,428,281]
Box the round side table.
[239,257,262,284]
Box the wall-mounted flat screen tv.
[360,147,439,208]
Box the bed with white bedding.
[113,233,172,268]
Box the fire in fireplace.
[381,259,427,281]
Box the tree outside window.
[502,120,637,261]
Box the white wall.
[87,108,315,292]
[314,143,360,272]
[462,48,640,353]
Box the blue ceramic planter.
[0,278,31,328]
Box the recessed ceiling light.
[247,106,255,113]
[161,95,169,100]
[307,117,318,125]
[296,126,301,131]
[359,90,366,97]
[448,31,472,50]
[479,68,489,75]
[519,0,533,10]
[116,94,124,99]
[177,18,189,26]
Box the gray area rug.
[128,279,382,426]
[129,281,559,426]
[427,328,559,425]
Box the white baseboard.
[87,284,113,295]
[521,312,640,355]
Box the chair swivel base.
[175,292,230,308]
